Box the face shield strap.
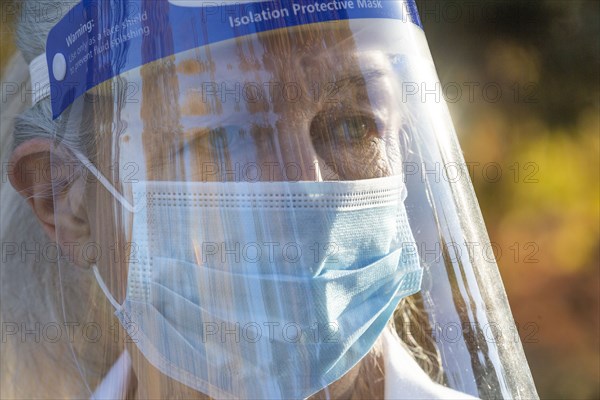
[29,53,51,105]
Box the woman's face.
[87,22,404,399]
[130,25,404,183]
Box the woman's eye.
[179,126,248,155]
[332,115,379,142]
[311,113,380,146]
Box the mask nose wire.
[70,149,139,213]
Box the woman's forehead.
[165,29,394,123]
[171,50,393,128]
[172,35,390,81]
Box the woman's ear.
[8,138,93,267]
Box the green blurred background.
[1,0,598,399]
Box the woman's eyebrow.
[329,70,394,111]
[332,70,386,90]
[179,112,275,141]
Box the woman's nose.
[265,116,324,182]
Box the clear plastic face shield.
[4,1,537,399]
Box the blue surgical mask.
[92,176,422,399]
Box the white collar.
[90,351,132,400]
[381,328,479,399]
[91,331,478,400]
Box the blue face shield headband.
[29,0,421,116]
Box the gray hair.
[12,0,96,156]
[1,2,116,398]
[12,0,64,148]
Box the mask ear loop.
[92,264,124,311]
[71,150,132,310]
[70,149,143,213]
